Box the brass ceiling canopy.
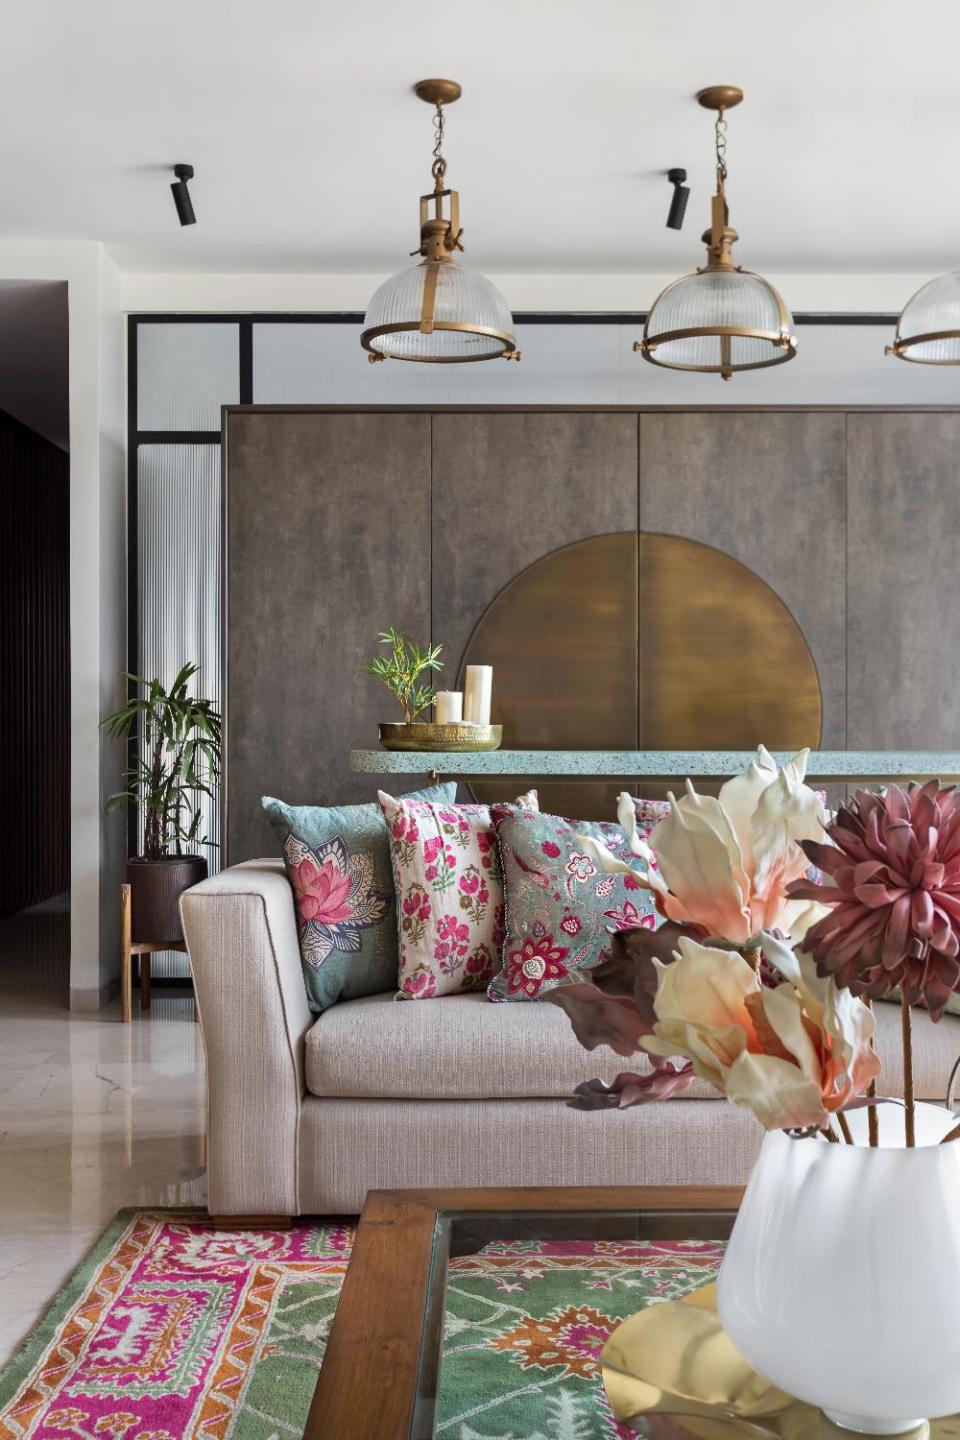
[360,79,519,365]
[636,86,797,381]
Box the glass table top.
[413,1205,738,1440]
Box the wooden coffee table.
[305,1185,742,1439]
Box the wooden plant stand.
[120,882,190,1023]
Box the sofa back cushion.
[487,802,662,1002]
[262,783,456,1012]
[379,789,538,999]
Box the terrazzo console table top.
[351,750,960,781]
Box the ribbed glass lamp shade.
[361,258,516,362]
[641,267,796,374]
[888,272,960,363]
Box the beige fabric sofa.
[182,858,960,1217]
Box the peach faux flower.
[639,934,880,1131]
[585,746,827,946]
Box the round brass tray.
[602,1284,948,1439]
[377,722,502,753]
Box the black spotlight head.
[666,167,689,231]
[171,164,196,226]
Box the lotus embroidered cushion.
[487,803,662,1002]
[262,783,456,1012]
[379,789,538,1000]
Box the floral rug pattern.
[0,1211,724,1439]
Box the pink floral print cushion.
[487,803,662,1002]
[379,790,538,1000]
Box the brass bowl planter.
[378,722,502,753]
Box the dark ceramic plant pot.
[126,855,208,944]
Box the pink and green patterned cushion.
[262,782,456,1013]
[379,789,538,1000]
[487,802,662,1002]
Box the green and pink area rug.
[0,1210,724,1440]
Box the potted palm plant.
[101,662,221,944]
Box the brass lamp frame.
[360,79,519,365]
[635,85,796,381]
[885,275,960,363]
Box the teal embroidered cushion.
[262,783,456,1012]
[487,802,662,1002]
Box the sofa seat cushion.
[304,989,960,1104]
[304,990,699,1099]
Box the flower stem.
[836,1110,854,1145]
[940,1120,960,1144]
[821,1123,840,1143]
[865,997,879,1148]
[901,994,916,1148]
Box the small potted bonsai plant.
[101,662,221,943]
[365,627,444,750]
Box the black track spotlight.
[171,164,197,226]
[666,168,689,230]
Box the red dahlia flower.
[789,781,960,1020]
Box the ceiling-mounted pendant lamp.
[636,86,796,381]
[361,79,519,364]
[886,274,960,363]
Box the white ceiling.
[2,0,959,278]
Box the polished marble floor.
[0,905,206,1368]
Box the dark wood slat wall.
[224,407,960,862]
[0,409,69,915]
[846,413,960,749]
[224,411,431,862]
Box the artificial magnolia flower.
[582,746,827,946]
[638,935,879,1131]
[789,781,960,1020]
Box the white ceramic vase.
[717,1100,960,1435]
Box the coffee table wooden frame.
[305,1184,743,1440]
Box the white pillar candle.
[462,665,493,725]
[434,690,463,725]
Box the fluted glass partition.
[137,323,239,430]
[136,444,221,977]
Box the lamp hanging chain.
[431,101,447,193]
[715,109,728,187]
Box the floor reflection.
[0,893,70,1009]
[0,946,207,1367]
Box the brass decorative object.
[636,87,796,380]
[378,722,502,752]
[360,80,518,364]
[461,532,821,818]
[601,1282,953,1439]
[886,272,960,364]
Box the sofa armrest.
[181,859,311,1217]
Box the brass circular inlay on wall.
[460,532,822,819]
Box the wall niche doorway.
[0,280,70,1004]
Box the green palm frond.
[363,628,443,725]
[100,663,222,861]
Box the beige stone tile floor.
[0,903,206,1368]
